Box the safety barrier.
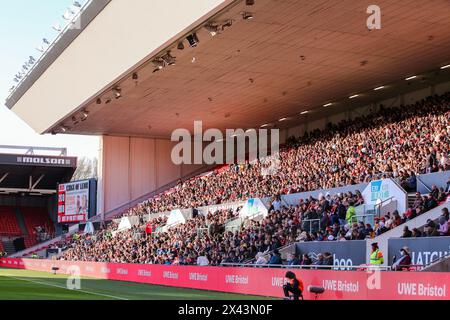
[1,258,448,300]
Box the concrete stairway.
[2,240,16,255]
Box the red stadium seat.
[0,206,22,236]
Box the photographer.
[283,271,304,300]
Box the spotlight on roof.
[42,38,50,45]
[323,102,332,107]
[62,10,74,20]
[52,24,62,32]
[152,59,165,72]
[105,98,112,104]
[349,94,359,99]
[71,116,79,124]
[132,72,139,81]
[161,51,176,66]
[441,64,450,70]
[279,117,288,122]
[405,75,417,81]
[242,12,253,20]
[222,20,233,30]
[300,110,309,115]
[260,123,269,128]
[204,23,221,37]
[81,110,89,121]
[186,33,199,47]
[373,86,385,91]
[36,46,45,53]
[246,0,255,5]
[73,1,82,8]
[96,98,102,104]
[112,87,122,99]
[177,41,185,50]
[60,126,68,133]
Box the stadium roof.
[5,0,450,137]
[0,147,76,195]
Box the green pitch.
[0,268,274,300]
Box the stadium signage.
[138,269,152,277]
[21,156,66,165]
[2,258,450,300]
[387,237,450,265]
[0,153,76,167]
[225,274,249,284]
[189,272,208,282]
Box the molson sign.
[0,153,76,167]
[1,258,449,300]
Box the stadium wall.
[1,258,449,300]
[98,135,207,217]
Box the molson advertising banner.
[1,258,448,300]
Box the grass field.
[0,268,274,300]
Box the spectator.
[402,226,412,238]
[392,247,412,271]
[268,249,282,265]
[255,252,268,265]
[438,215,449,236]
[345,201,356,226]
[286,253,300,266]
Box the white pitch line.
[3,273,129,300]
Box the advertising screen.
[57,180,90,223]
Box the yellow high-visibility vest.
[370,249,384,265]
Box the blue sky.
[0,0,99,158]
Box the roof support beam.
[0,188,56,195]
[0,173,9,185]
[31,174,45,190]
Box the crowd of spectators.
[59,92,450,265]
[120,92,450,217]
[401,207,450,238]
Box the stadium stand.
[55,91,450,266]
[0,206,21,236]
[20,207,54,238]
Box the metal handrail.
[302,219,321,233]
[374,196,395,218]
[220,262,392,271]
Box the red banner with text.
[1,258,448,300]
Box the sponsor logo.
[163,271,179,279]
[138,269,152,277]
[322,279,360,293]
[18,156,69,165]
[398,283,446,297]
[189,272,208,281]
[85,266,94,273]
[271,277,285,287]
[116,268,128,275]
[101,267,110,274]
[225,275,249,284]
